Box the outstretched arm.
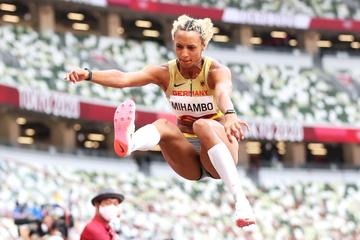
[64,65,165,89]
[210,65,249,142]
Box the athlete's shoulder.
[206,57,230,75]
[142,63,170,89]
[167,58,177,65]
[142,63,168,72]
[142,63,169,77]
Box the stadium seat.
[1,24,359,124]
[0,157,359,239]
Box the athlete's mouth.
[179,59,191,63]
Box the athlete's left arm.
[210,65,249,142]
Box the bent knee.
[153,118,174,131]
[153,118,170,126]
[153,118,179,139]
[193,119,212,134]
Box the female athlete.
[65,15,255,228]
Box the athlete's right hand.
[64,68,89,83]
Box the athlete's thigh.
[199,120,239,179]
[153,119,202,180]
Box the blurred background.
[0,0,359,239]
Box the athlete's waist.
[183,132,198,138]
[176,111,223,123]
[178,112,223,137]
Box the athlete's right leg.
[113,100,202,180]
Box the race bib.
[168,95,217,118]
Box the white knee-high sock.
[207,142,246,202]
[130,124,161,152]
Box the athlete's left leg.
[192,118,256,228]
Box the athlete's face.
[174,30,205,69]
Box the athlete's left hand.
[224,114,249,143]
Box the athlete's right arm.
[64,65,165,88]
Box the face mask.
[99,204,119,222]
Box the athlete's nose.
[180,49,189,59]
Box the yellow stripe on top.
[183,132,198,138]
[165,57,223,125]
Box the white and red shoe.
[235,199,256,228]
[114,99,135,158]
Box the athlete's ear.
[201,41,206,51]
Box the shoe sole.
[114,99,135,158]
[236,218,256,228]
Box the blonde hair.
[171,15,215,46]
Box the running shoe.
[235,199,256,228]
[114,99,135,157]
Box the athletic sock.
[207,142,247,202]
[130,124,161,153]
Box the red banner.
[309,18,360,32]
[304,126,360,143]
[80,101,115,122]
[107,0,131,7]
[0,84,18,107]
[0,84,359,143]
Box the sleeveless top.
[165,56,223,126]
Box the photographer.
[13,201,73,239]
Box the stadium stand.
[322,54,360,100]
[159,0,360,19]
[0,148,359,239]
[1,1,360,239]
[229,63,359,124]
[1,24,359,125]
[0,24,171,109]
